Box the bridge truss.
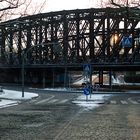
[0,8,140,85]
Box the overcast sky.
[44,0,98,12]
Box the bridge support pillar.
[64,66,67,87]
[99,71,103,86]
[52,69,55,88]
[109,70,112,89]
[43,70,46,88]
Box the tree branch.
[0,0,47,21]
[0,5,18,12]
[110,0,122,7]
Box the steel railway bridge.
[0,8,140,86]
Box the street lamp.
[21,42,60,97]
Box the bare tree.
[109,0,140,7]
[96,0,140,8]
[0,0,22,12]
[0,0,47,21]
[109,0,140,20]
[95,0,140,20]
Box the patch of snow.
[0,89,38,109]
[73,77,85,85]
[30,87,81,92]
[124,83,140,85]
[0,89,38,100]
[72,94,111,110]
[72,75,97,85]
[72,100,100,110]
[42,88,71,91]
[112,76,120,84]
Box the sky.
[34,0,140,13]
[45,0,97,12]
[5,0,99,20]
[2,0,140,21]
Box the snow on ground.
[0,89,38,100]
[30,87,113,110]
[41,87,81,92]
[0,89,38,109]
[72,94,111,110]
[41,87,72,91]
[29,87,82,93]
[72,75,97,85]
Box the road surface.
[0,89,139,140]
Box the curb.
[42,89,126,94]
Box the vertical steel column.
[43,70,46,88]
[22,50,25,97]
[35,26,38,62]
[107,10,110,58]
[27,27,31,63]
[123,13,128,60]
[76,12,80,61]
[18,25,22,64]
[131,20,138,62]
[64,67,67,88]
[52,68,55,88]
[89,65,92,97]
[63,13,68,87]
[109,70,112,89]
[89,10,95,61]
[99,70,103,86]
[50,16,54,61]
[102,17,105,61]
[39,20,43,64]
[9,30,13,64]
[0,29,2,58]
[0,28,5,61]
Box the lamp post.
[21,42,60,97]
[22,44,41,97]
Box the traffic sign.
[122,36,132,47]
[83,87,90,95]
[83,64,91,73]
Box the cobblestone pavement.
[55,94,140,140]
[0,91,140,140]
[56,103,140,140]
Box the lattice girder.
[0,8,139,66]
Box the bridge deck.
[0,63,140,71]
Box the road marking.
[29,99,38,103]
[128,98,139,105]
[110,100,117,104]
[129,100,139,104]
[35,95,55,104]
[120,100,128,104]
[58,99,68,104]
[47,99,58,104]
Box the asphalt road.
[0,89,140,140]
